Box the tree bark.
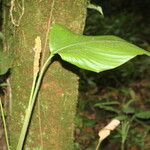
[3,0,87,149]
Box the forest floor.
[75,68,150,150]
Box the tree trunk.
[3,0,86,149]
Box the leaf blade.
[135,111,150,120]
[49,24,150,72]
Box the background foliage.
[75,0,150,150]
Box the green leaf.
[97,101,120,106]
[0,51,12,75]
[49,24,150,73]
[115,115,128,121]
[135,111,150,120]
[122,106,135,114]
[83,119,96,127]
[94,104,120,114]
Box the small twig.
[0,98,10,150]
[95,139,101,150]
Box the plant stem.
[16,55,54,150]
[28,75,38,106]
[95,139,101,150]
[0,98,10,150]
[121,140,125,150]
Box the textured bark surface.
[3,0,86,149]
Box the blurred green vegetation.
[75,0,150,150]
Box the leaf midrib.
[51,39,127,54]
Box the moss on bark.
[3,0,86,149]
